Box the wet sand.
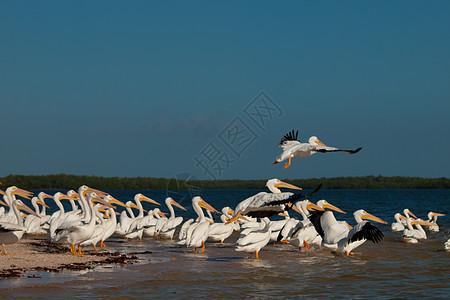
[0,237,135,278]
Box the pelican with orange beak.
[185,196,220,253]
[273,130,362,169]
[0,200,40,255]
[157,197,187,239]
[426,212,445,232]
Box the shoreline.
[0,238,138,279]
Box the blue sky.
[1,1,449,180]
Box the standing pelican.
[208,207,240,243]
[235,217,272,259]
[157,197,187,239]
[24,196,50,236]
[273,130,362,169]
[0,200,40,255]
[125,194,161,241]
[185,196,220,253]
[53,193,113,255]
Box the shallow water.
[1,189,449,298]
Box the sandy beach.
[0,237,134,278]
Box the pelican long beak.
[306,201,324,211]
[17,202,40,218]
[274,180,302,190]
[107,196,128,208]
[170,199,187,211]
[362,212,388,224]
[0,190,6,196]
[278,212,289,217]
[128,203,140,210]
[346,222,353,230]
[198,198,220,214]
[0,199,8,206]
[158,211,167,217]
[13,188,33,199]
[407,210,418,219]
[36,200,50,209]
[85,187,108,198]
[322,201,346,214]
[225,210,242,225]
[91,194,114,208]
[432,212,445,217]
[59,194,76,201]
[411,219,435,226]
[292,204,302,214]
[139,195,161,206]
[314,139,327,147]
[398,215,407,220]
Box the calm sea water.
[1,189,449,299]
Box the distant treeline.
[0,174,448,190]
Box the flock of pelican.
[0,130,447,258]
[390,208,445,244]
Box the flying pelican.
[0,200,40,255]
[310,209,387,255]
[228,179,322,222]
[185,196,220,253]
[157,197,187,239]
[272,130,362,169]
[235,217,272,259]
[426,212,445,232]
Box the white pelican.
[229,179,321,222]
[157,197,187,239]
[0,200,40,255]
[83,195,128,250]
[115,201,139,237]
[272,130,362,169]
[235,217,272,259]
[310,209,387,255]
[208,207,240,243]
[1,186,33,223]
[391,213,407,231]
[281,200,326,249]
[53,192,113,255]
[49,192,80,239]
[185,196,220,253]
[143,209,166,237]
[268,212,291,244]
[402,218,435,243]
[177,218,195,245]
[426,212,445,232]
[125,194,161,241]
[24,196,50,236]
